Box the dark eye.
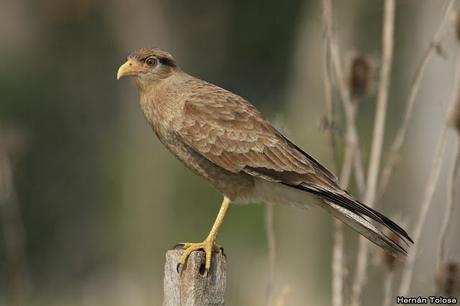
[145,56,157,66]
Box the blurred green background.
[1,0,459,305]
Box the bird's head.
[117,48,177,84]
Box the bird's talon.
[213,244,222,253]
[176,262,183,274]
[174,243,185,249]
[177,239,219,273]
[199,263,207,276]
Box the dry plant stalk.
[320,0,366,185]
[331,220,344,306]
[0,129,28,306]
[436,31,460,281]
[381,229,403,306]
[436,136,459,273]
[264,203,276,306]
[378,0,456,198]
[382,271,395,306]
[436,261,460,297]
[345,55,371,195]
[398,127,449,296]
[263,118,291,306]
[321,1,368,305]
[320,0,457,304]
[320,3,343,306]
[351,1,396,305]
[363,0,395,213]
[450,95,460,134]
[399,49,460,296]
[321,23,344,306]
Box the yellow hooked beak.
[117,60,140,80]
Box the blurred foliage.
[0,0,458,305]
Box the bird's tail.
[257,179,412,256]
[318,200,409,256]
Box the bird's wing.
[175,80,337,182]
[175,80,412,254]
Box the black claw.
[219,247,225,257]
[176,262,183,274]
[199,263,207,276]
[173,243,185,249]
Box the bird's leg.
[177,196,230,272]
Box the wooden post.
[163,249,227,306]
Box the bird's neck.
[138,72,189,136]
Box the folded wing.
[175,79,413,255]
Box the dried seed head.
[436,261,459,297]
[381,228,403,271]
[449,96,460,135]
[348,55,372,99]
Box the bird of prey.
[117,48,413,272]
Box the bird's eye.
[145,56,157,67]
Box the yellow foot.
[176,239,222,273]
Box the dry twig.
[351,1,396,305]
[436,39,460,276]
[0,129,28,306]
[382,271,395,306]
[320,0,366,187]
[398,126,449,296]
[320,3,344,306]
[321,1,365,305]
[436,261,460,296]
[378,0,456,198]
[437,140,460,272]
[399,50,460,296]
[265,203,276,306]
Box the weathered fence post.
[163,248,227,306]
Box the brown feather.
[122,48,413,256]
[177,79,326,178]
[174,78,412,248]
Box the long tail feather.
[283,182,413,253]
[319,200,408,256]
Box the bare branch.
[437,141,460,272]
[331,220,345,306]
[321,2,364,306]
[436,49,460,274]
[265,203,276,306]
[353,148,366,196]
[0,129,28,306]
[320,0,366,187]
[321,4,343,306]
[351,1,396,305]
[382,271,395,306]
[322,28,337,158]
[398,126,449,296]
[378,0,456,198]
[399,47,460,297]
[365,0,396,211]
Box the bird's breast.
[139,90,179,138]
[137,80,255,201]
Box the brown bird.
[117,48,413,272]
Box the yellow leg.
[178,196,230,272]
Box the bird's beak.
[117,60,139,80]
